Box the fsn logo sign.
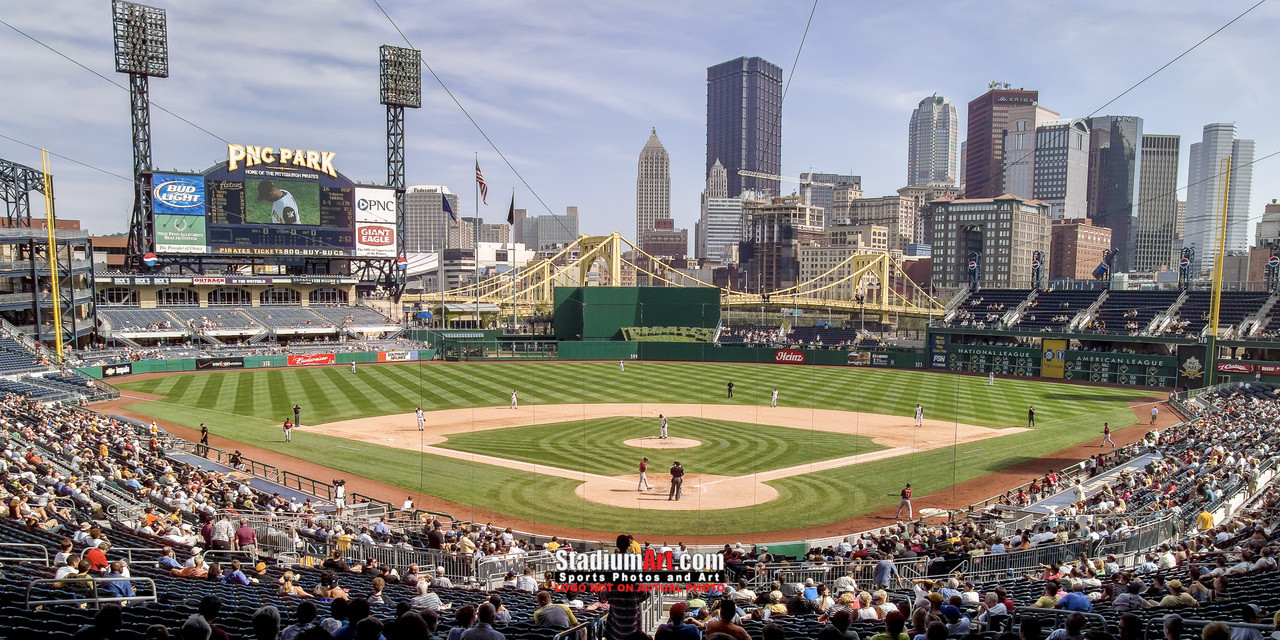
[774,350,805,364]
[153,180,203,208]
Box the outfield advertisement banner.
[773,350,805,364]
[197,357,245,370]
[102,363,133,378]
[928,333,948,369]
[1216,362,1253,374]
[287,353,335,366]
[1261,365,1280,375]
[378,350,413,362]
[1041,339,1067,379]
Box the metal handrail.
[0,542,50,566]
[25,576,157,609]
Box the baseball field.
[113,361,1156,537]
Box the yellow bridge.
[404,233,943,319]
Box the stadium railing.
[80,546,166,565]
[24,576,158,609]
[0,542,50,566]
[964,444,1147,514]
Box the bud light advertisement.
[152,174,206,215]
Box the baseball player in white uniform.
[659,414,668,439]
[989,372,995,386]
[415,407,425,431]
[915,404,924,427]
[510,390,518,409]
[619,359,625,372]
[257,180,301,225]
[770,388,779,407]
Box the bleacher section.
[787,325,862,346]
[1014,290,1102,332]
[950,289,1031,326]
[0,334,40,373]
[100,304,398,337]
[1089,290,1180,335]
[1169,291,1272,336]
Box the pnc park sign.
[227,143,338,178]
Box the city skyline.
[2,1,1278,247]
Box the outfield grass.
[118,361,1151,535]
[434,417,884,476]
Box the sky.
[2,0,1278,243]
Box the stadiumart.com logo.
[552,550,726,592]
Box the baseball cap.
[941,605,959,619]
[669,602,687,619]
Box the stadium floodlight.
[112,0,169,78]
[380,45,422,108]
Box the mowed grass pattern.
[435,417,884,476]
[118,361,1152,535]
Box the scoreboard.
[151,144,397,258]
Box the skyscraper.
[1001,101,1059,199]
[706,56,783,197]
[698,160,743,263]
[1032,119,1090,221]
[1133,134,1181,272]
[404,185,465,252]
[1085,116,1144,272]
[635,128,671,247]
[798,172,861,227]
[1185,123,1254,275]
[964,84,1041,199]
[908,94,959,187]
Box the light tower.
[111,0,168,265]
[380,45,421,295]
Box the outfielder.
[510,390,518,409]
[989,372,994,386]
[619,360,625,372]
[659,414,668,439]
[638,457,652,491]
[914,404,924,427]
[351,361,356,373]
[770,388,779,408]
[416,407,425,431]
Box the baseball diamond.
[113,360,1156,537]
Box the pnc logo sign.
[357,198,395,212]
[357,225,395,246]
[774,350,805,364]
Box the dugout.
[553,286,720,341]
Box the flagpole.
[474,152,480,330]
[511,188,517,333]
[439,192,446,329]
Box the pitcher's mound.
[624,437,700,449]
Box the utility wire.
[963,0,1265,198]
[0,133,133,182]
[369,0,575,238]
[0,18,229,145]
[1088,0,1267,118]
[781,0,819,104]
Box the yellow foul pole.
[1207,157,1231,387]
[40,150,64,363]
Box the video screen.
[244,177,321,226]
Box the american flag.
[475,160,488,205]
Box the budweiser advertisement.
[287,353,335,367]
[774,350,806,364]
[1216,362,1254,374]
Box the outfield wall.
[76,348,436,379]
